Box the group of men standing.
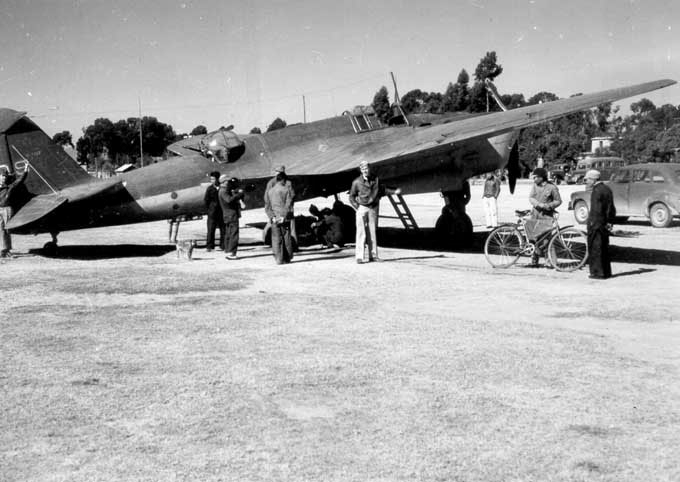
[203,160,399,265]
[204,166,295,264]
[526,166,615,279]
[203,170,244,260]
[203,159,615,278]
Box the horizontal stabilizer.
[7,178,124,231]
[6,194,66,230]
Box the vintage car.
[569,163,680,228]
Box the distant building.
[115,163,137,174]
[591,136,613,153]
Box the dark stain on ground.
[568,424,619,437]
[56,268,251,295]
[573,460,604,473]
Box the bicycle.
[484,210,588,272]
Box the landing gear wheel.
[649,203,671,228]
[548,227,588,272]
[484,225,523,268]
[434,209,473,250]
[43,241,58,256]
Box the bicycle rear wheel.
[484,225,523,268]
[548,227,588,272]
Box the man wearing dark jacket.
[0,166,28,258]
[310,205,345,248]
[585,169,616,279]
[218,175,245,260]
[349,160,400,263]
[203,171,224,251]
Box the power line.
[30,73,389,119]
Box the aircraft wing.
[420,79,677,148]
[7,177,125,231]
[274,79,676,176]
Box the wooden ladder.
[383,193,419,231]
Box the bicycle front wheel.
[548,227,588,272]
[484,225,523,268]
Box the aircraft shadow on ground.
[30,244,177,259]
[610,245,680,266]
[376,227,488,253]
[379,227,680,267]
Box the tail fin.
[0,109,91,195]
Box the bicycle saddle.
[515,209,531,217]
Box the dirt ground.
[1,181,679,481]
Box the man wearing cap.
[265,165,296,241]
[0,165,29,258]
[585,169,616,279]
[203,171,225,252]
[265,171,294,264]
[218,175,245,260]
[527,167,562,266]
[349,160,401,263]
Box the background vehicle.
[548,162,575,184]
[569,162,680,227]
[572,156,625,184]
[484,210,588,272]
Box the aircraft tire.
[434,209,473,250]
[43,241,58,256]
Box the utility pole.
[302,95,307,123]
[138,97,144,167]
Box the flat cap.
[585,169,601,180]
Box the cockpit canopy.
[200,127,245,163]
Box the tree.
[400,89,426,114]
[612,102,680,161]
[467,82,489,113]
[191,125,208,136]
[500,93,526,109]
[266,117,287,132]
[527,91,559,105]
[471,52,504,112]
[52,131,74,148]
[77,116,176,167]
[443,70,471,112]
[371,86,391,123]
[250,127,262,134]
[474,51,503,83]
[137,117,176,157]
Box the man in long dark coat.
[218,175,245,260]
[203,171,224,251]
[585,169,616,279]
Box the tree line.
[52,51,679,170]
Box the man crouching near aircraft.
[349,160,400,264]
[0,165,28,259]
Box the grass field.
[1,182,679,481]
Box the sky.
[0,0,678,138]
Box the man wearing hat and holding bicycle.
[527,167,562,266]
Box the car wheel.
[573,200,589,224]
[649,203,671,228]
